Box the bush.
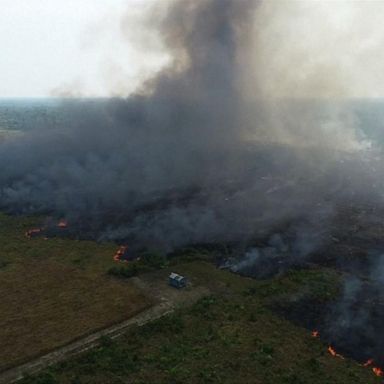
[21,372,57,384]
[107,264,138,279]
[141,250,167,269]
[0,260,10,269]
[99,335,114,348]
[191,296,217,314]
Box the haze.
[0,0,167,98]
[1,0,384,98]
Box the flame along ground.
[57,219,68,229]
[25,219,68,239]
[312,330,384,377]
[25,221,134,264]
[22,219,384,379]
[113,245,128,263]
[112,245,142,263]
[363,358,384,377]
[311,330,319,338]
[327,346,344,360]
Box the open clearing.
[1,212,381,384]
[0,214,151,371]
[20,261,381,384]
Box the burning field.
[0,213,151,372]
[15,202,384,383]
[2,0,384,382]
[15,261,383,384]
[219,202,384,377]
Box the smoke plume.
[0,0,383,253]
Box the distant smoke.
[0,0,383,252]
[227,212,333,278]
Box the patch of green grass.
[107,264,139,278]
[0,259,10,269]
[0,213,151,371]
[253,267,341,307]
[19,262,380,384]
[141,249,168,269]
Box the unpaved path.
[0,273,209,384]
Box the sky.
[2,0,384,98]
[251,0,384,99]
[0,0,167,98]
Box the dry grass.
[0,213,151,371]
[22,262,381,384]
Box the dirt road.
[0,273,209,384]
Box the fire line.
[327,346,344,359]
[113,246,128,263]
[25,219,68,239]
[313,332,384,378]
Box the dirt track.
[0,274,209,384]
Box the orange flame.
[373,367,384,377]
[363,358,374,367]
[311,330,319,338]
[25,228,43,238]
[323,346,384,378]
[58,219,68,228]
[113,246,128,262]
[328,346,344,359]
[26,219,67,239]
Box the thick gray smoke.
[0,0,383,251]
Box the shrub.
[191,296,217,314]
[141,250,167,269]
[99,335,114,348]
[0,260,10,269]
[21,372,57,384]
[107,264,138,279]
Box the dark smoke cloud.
[4,0,384,365]
[0,0,383,252]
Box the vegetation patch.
[0,213,152,372]
[19,262,380,384]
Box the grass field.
[0,213,152,371]
[20,261,381,384]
